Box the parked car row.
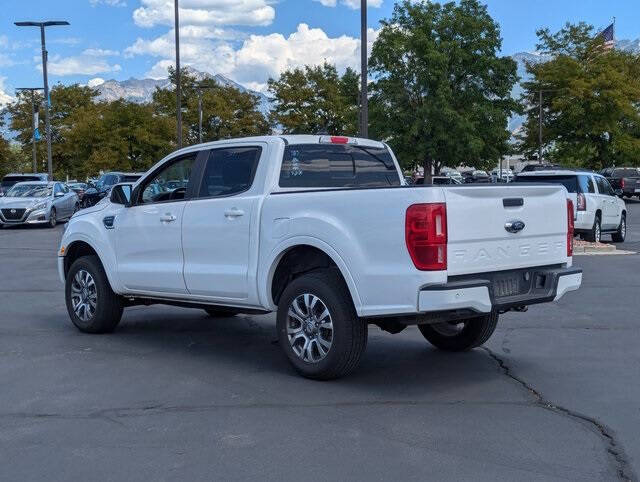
[0,171,143,228]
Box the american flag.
[598,23,615,50]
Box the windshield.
[613,168,640,177]
[1,176,42,188]
[6,184,52,198]
[96,174,118,189]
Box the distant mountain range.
[94,66,272,115]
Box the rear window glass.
[279,144,400,188]
[1,176,41,187]
[613,168,639,177]
[514,175,580,192]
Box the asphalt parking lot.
[1,199,639,481]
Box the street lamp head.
[15,21,70,27]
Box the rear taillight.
[567,199,574,257]
[577,192,586,211]
[620,178,625,190]
[406,203,447,270]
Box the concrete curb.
[573,244,616,254]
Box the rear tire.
[584,215,601,243]
[65,255,123,333]
[418,311,499,352]
[612,214,626,243]
[276,269,367,380]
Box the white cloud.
[40,50,122,76]
[87,77,106,87]
[127,23,379,90]
[313,0,383,8]
[0,77,15,107]
[133,0,275,28]
[82,48,120,57]
[90,0,127,6]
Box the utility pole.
[174,0,182,148]
[15,87,44,173]
[15,21,69,180]
[359,0,368,138]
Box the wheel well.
[595,209,601,219]
[271,245,347,306]
[64,241,98,278]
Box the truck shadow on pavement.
[107,306,508,396]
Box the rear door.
[595,176,617,228]
[444,185,569,276]
[182,145,264,300]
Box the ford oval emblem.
[505,220,525,233]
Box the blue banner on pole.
[34,128,41,141]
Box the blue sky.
[0,0,638,103]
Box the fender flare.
[63,233,121,293]
[260,236,363,314]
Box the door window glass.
[198,147,262,198]
[140,154,197,204]
[596,176,614,196]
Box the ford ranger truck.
[58,135,582,379]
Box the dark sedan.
[82,172,142,208]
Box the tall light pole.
[15,87,44,173]
[15,21,69,181]
[359,0,368,138]
[174,0,182,148]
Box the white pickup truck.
[58,135,582,379]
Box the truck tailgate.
[444,185,569,276]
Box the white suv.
[515,170,627,243]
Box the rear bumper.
[418,266,582,314]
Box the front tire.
[276,269,367,380]
[48,208,57,228]
[612,214,626,243]
[65,255,123,333]
[418,311,499,352]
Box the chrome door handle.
[224,208,244,218]
[160,213,177,223]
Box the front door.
[115,153,199,294]
[182,145,264,300]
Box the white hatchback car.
[515,170,627,243]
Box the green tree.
[368,0,519,179]
[268,63,359,135]
[153,67,269,146]
[8,84,97,177]
[518,23,640,169]
[63,100,175,179]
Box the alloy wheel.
[286,293,333,363]
[70,269,97,321]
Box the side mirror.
[0,192,4,197]
[110,183,133,206]
[54,191,64,198]
[614,189,623,196]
